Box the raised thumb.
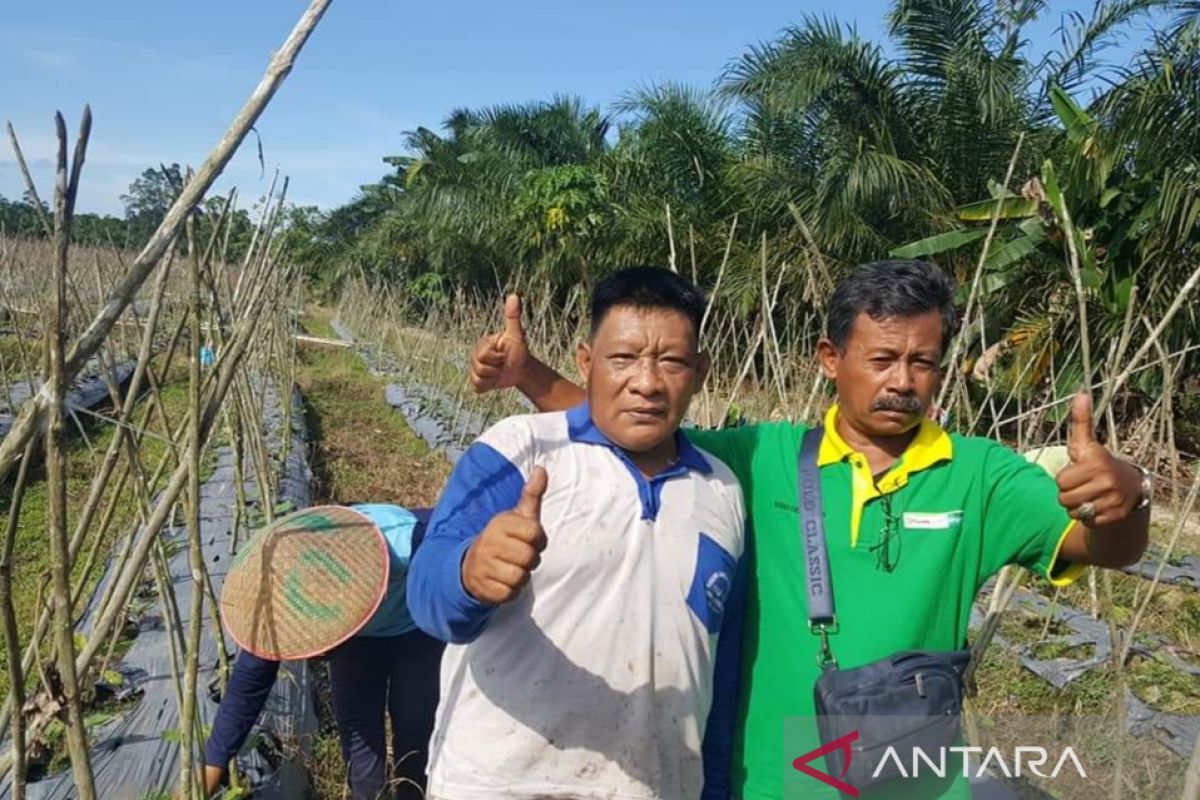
[1067,391,1095,460]
[514,466,547,520]
[502,293,524,341]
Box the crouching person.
[204,504,444,800]
[407,267,746,800]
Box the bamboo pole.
[0,439,37,800]
[179,215,205,799]
[0,0,334,488]
[45,108,97,800]
[70,212,280,687]
[0,218,283,783]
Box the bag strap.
[798,426,838,668]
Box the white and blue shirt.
[407,403,746,800]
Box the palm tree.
[292,0,1186,359]
[390,96,613,290]
[599,84,742,279]
[720,1,1166,265]
[723,15,951,261]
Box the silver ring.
[1077,502,1096,524]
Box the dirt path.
[295,310,450,799]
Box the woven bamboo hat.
[220,505,389,660]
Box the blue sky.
[0,1,1166,217]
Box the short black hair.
[827,260,958,353]
[590,267,706,343]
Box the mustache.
[871,395,924,414]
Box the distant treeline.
[1,162,254,261]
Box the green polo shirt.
[687,406,1080,800]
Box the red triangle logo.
[792,729,860,798]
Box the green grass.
[298,309,450,508]
[0,336,41,387]
[973,644,1117,717]
[1058,571,1199,656]
[996,606,1072,645]
[1127,653,1200,716]
[1029,640,1096,661]
[985,578,1199,721]
[302,308,338,341]
[970,645,1191,797]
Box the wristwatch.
[1133,464,1153,511]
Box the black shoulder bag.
[799,427,971,791]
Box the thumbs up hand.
[1055,392,1146,528]
[1066,392,1100,463]
[462,467,549,604]
[469,294,530,393]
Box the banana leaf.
[890,228,988,258]
[957,197,1038,221]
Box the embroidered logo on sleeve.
[687,533,737,634]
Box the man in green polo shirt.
[466,260,1151,799]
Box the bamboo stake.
[70,218,281,682]
[0,438,37,800]
[0,225,282,783]
[4,124,53,240]
[46,107,97,800]
[179,211,205,799]
[0,0,333,488]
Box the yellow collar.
[817,405,953,547]
[818,404,952,474]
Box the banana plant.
[890,82,1178,400]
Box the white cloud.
[24,48,74,72]
[7,27,240,84]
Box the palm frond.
[1040,0,1170,104]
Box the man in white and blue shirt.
[408,267,746,800]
